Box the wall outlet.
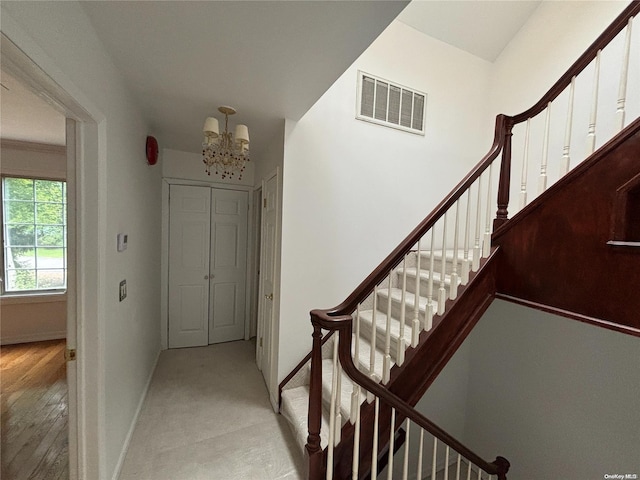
[119,280,127,301]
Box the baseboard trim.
[1,330,66,345]
[110,348,161,480]
[495,293,640,338]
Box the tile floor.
[118,340,304,480]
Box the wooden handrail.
[311,311,510,479]
[322,114,510,318]
[511,1,640,125]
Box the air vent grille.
[357,71,426,135]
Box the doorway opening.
[1,31,102,480]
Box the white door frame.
[161,178,254,350]
[1,27,105,480]
[249,184,262,342]
[256,167,281,410]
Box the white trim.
[0,292,67,305]
[163,176,253,192]
[244,188,255,341]
[109,350,160,480]
[0,139,66,154]
[256,167,281,412]
[160,180,170,350]
[0,330,66,345]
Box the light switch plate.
[117,233,128,252]
[119,280,127,301]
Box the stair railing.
[303,3,640,479]
[313,313,510,480]
[494,1,640,230]
[305,113,510,478]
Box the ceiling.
[1,1,542,157]
[80,0,409,158]
[0,69,66,146]
[397,1,541,62]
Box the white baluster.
[539,102,551,194]
[483,164,493,258]
[520,118,531,209]
[431,437,438,480]
[444,445,450,480]
[368,286,378,403]
[350,307,360,423]
[473,176,483,271]
[561,77,576,176]
[386,408,396,480]
[450,200,460,300]
[335,361,342,446]
[383,275,392,384]
[616,17,633,132]
[438,213,448,315]
[402,421,411,480]
[371,398,380,480]
[467,462,472,480]
[456,453,461,480]
[587,49,601,155]
[462,189,471,285]
[398,257,407,365]
[477,466,482,480]
[426,228,435,331]
[351,387,361,480]
[327,337,339,480]
[416,429,424,480]
[412,240,422,347]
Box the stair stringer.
[492,117,640,335]
[330,248,500,480]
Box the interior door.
[168,185,211,348]
[209,188,248,344]
[258,173,278,388]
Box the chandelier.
[202,106,250,179]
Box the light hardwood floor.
[1,339,68,480]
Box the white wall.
[464,300,640,479]
[0,141,68,344]
[1,2,163,479]
[489,0,635,216]
[382,339,472,479]
[162,147,254,186]
[278,20,494,380]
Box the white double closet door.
[168,185,248,348]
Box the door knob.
[204,275,209,280]
[265,293,273,300]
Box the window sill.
[0,292,67,305]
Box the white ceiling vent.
[357,71,426,135]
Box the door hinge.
[65,348,77,362]
[263,198,267,209]
[259,337,263,347]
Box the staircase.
[278,3,640,479]
[281,249,466,454]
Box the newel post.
[492,456,511,480]
[494,119,514,230]
[306,321,324,480]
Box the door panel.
[258,173,278,390]
[209,189,248,344]
[168,185,211,348]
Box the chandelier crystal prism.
[202,106,250,179]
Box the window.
[2,177,67,293]
[357,71,426,135]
